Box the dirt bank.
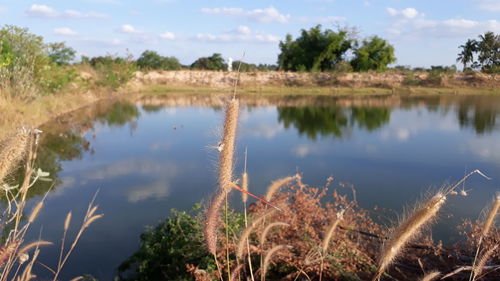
[129,70,500,89]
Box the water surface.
[21,93,500,280]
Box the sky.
[0,0,499,67]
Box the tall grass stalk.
[372,192,446,281]
[420,271,440,281]
[204,99,240,256]
[261,245,290,281]
[473,244,498,280]
[236,210,276,260]
[469,193,500,281]
[265,175,297,201]
[242,148,255,281]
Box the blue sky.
[1,0,499,67]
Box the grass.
[190,98,500,281]
[0,129,102,280]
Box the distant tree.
[351,36,396,72]
[190,53,227,70]
[136,50,181,70]
[277,25,353,72]
[477,31,500,72]
[456,39,477,70]
[47,42,76,65]
[231,60,258,72]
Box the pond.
[22,93,500,280]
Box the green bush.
[191,53,227,70]
[38,63,77,93]
[118,204,222,281]
[91,55,136,90]
[136,50,181,70]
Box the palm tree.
[477,31,500,71]
[457,39,477,70]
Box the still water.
[23,93,500,280]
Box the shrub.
[191,53,227,71]
[91,55,136,90]
[136,50,181,70]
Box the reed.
[204,99,240,256]
[265,175,297,201]
[261,245,290,281]
[236,209,276,260]
[17,241,52,256]
[242,172,248,204]
[420,271,440,281]
[372,192,446,281]
[0,129,30,183]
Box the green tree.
[477,31,500,72]
[47,42,76,65]
[351,36,396,72]
[136,50,181,70]
[456,39,477,70]
[277,25,353,72]
[190,53,227,70]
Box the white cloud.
[387,7,421,19]
[467,138,500,162]
[160,31,176,39]
[26,4,58,18]
[54,27,79,36]
[194,26,279,43]
[63,10,107,19]
[127,180,170,202]
[120,24,140,34]
[478,0,500,11]
[26,5,107,19]
[201,6,290,23]
[298,15,346,24]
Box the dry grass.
[373,192,446,281]
[420,271,441,281]
[0,129,102,281]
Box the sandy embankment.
[128,70,500,89]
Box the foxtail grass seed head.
[473,244,498,280]
[204,99,240,255]
[420,271,440,281]
[0,241,19,266]
[236,209,276,260]
[373,192,446,281]
[262,245,291,281]
[265,175,296,201]
[0,129,30,183]
[28,201,44,223]
[242,172,248,203]
[480,193,500,240]
[84,214,103,228]
[322,209,345,254]
[17,241,53,255]
[218,99,239,192]
[260,222,289,249]
[64,211,72,231]
[205,190,226,255]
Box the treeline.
[457,31,500,73]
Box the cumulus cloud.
[54,27,79,36]
[201,6,290,23]
[26,4,107,19]
[119,24,140,34]
[26,4,58,18]
[127,180,170,202]
[298,15,346,24]
[478,0,500,11]
[160,31,176,39]
[387,7,421,19]
[63,10,107,19]
[194,26,280,43]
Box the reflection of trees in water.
[277,106,391,139]
[457,101,499,134]
[23,101,141,199]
